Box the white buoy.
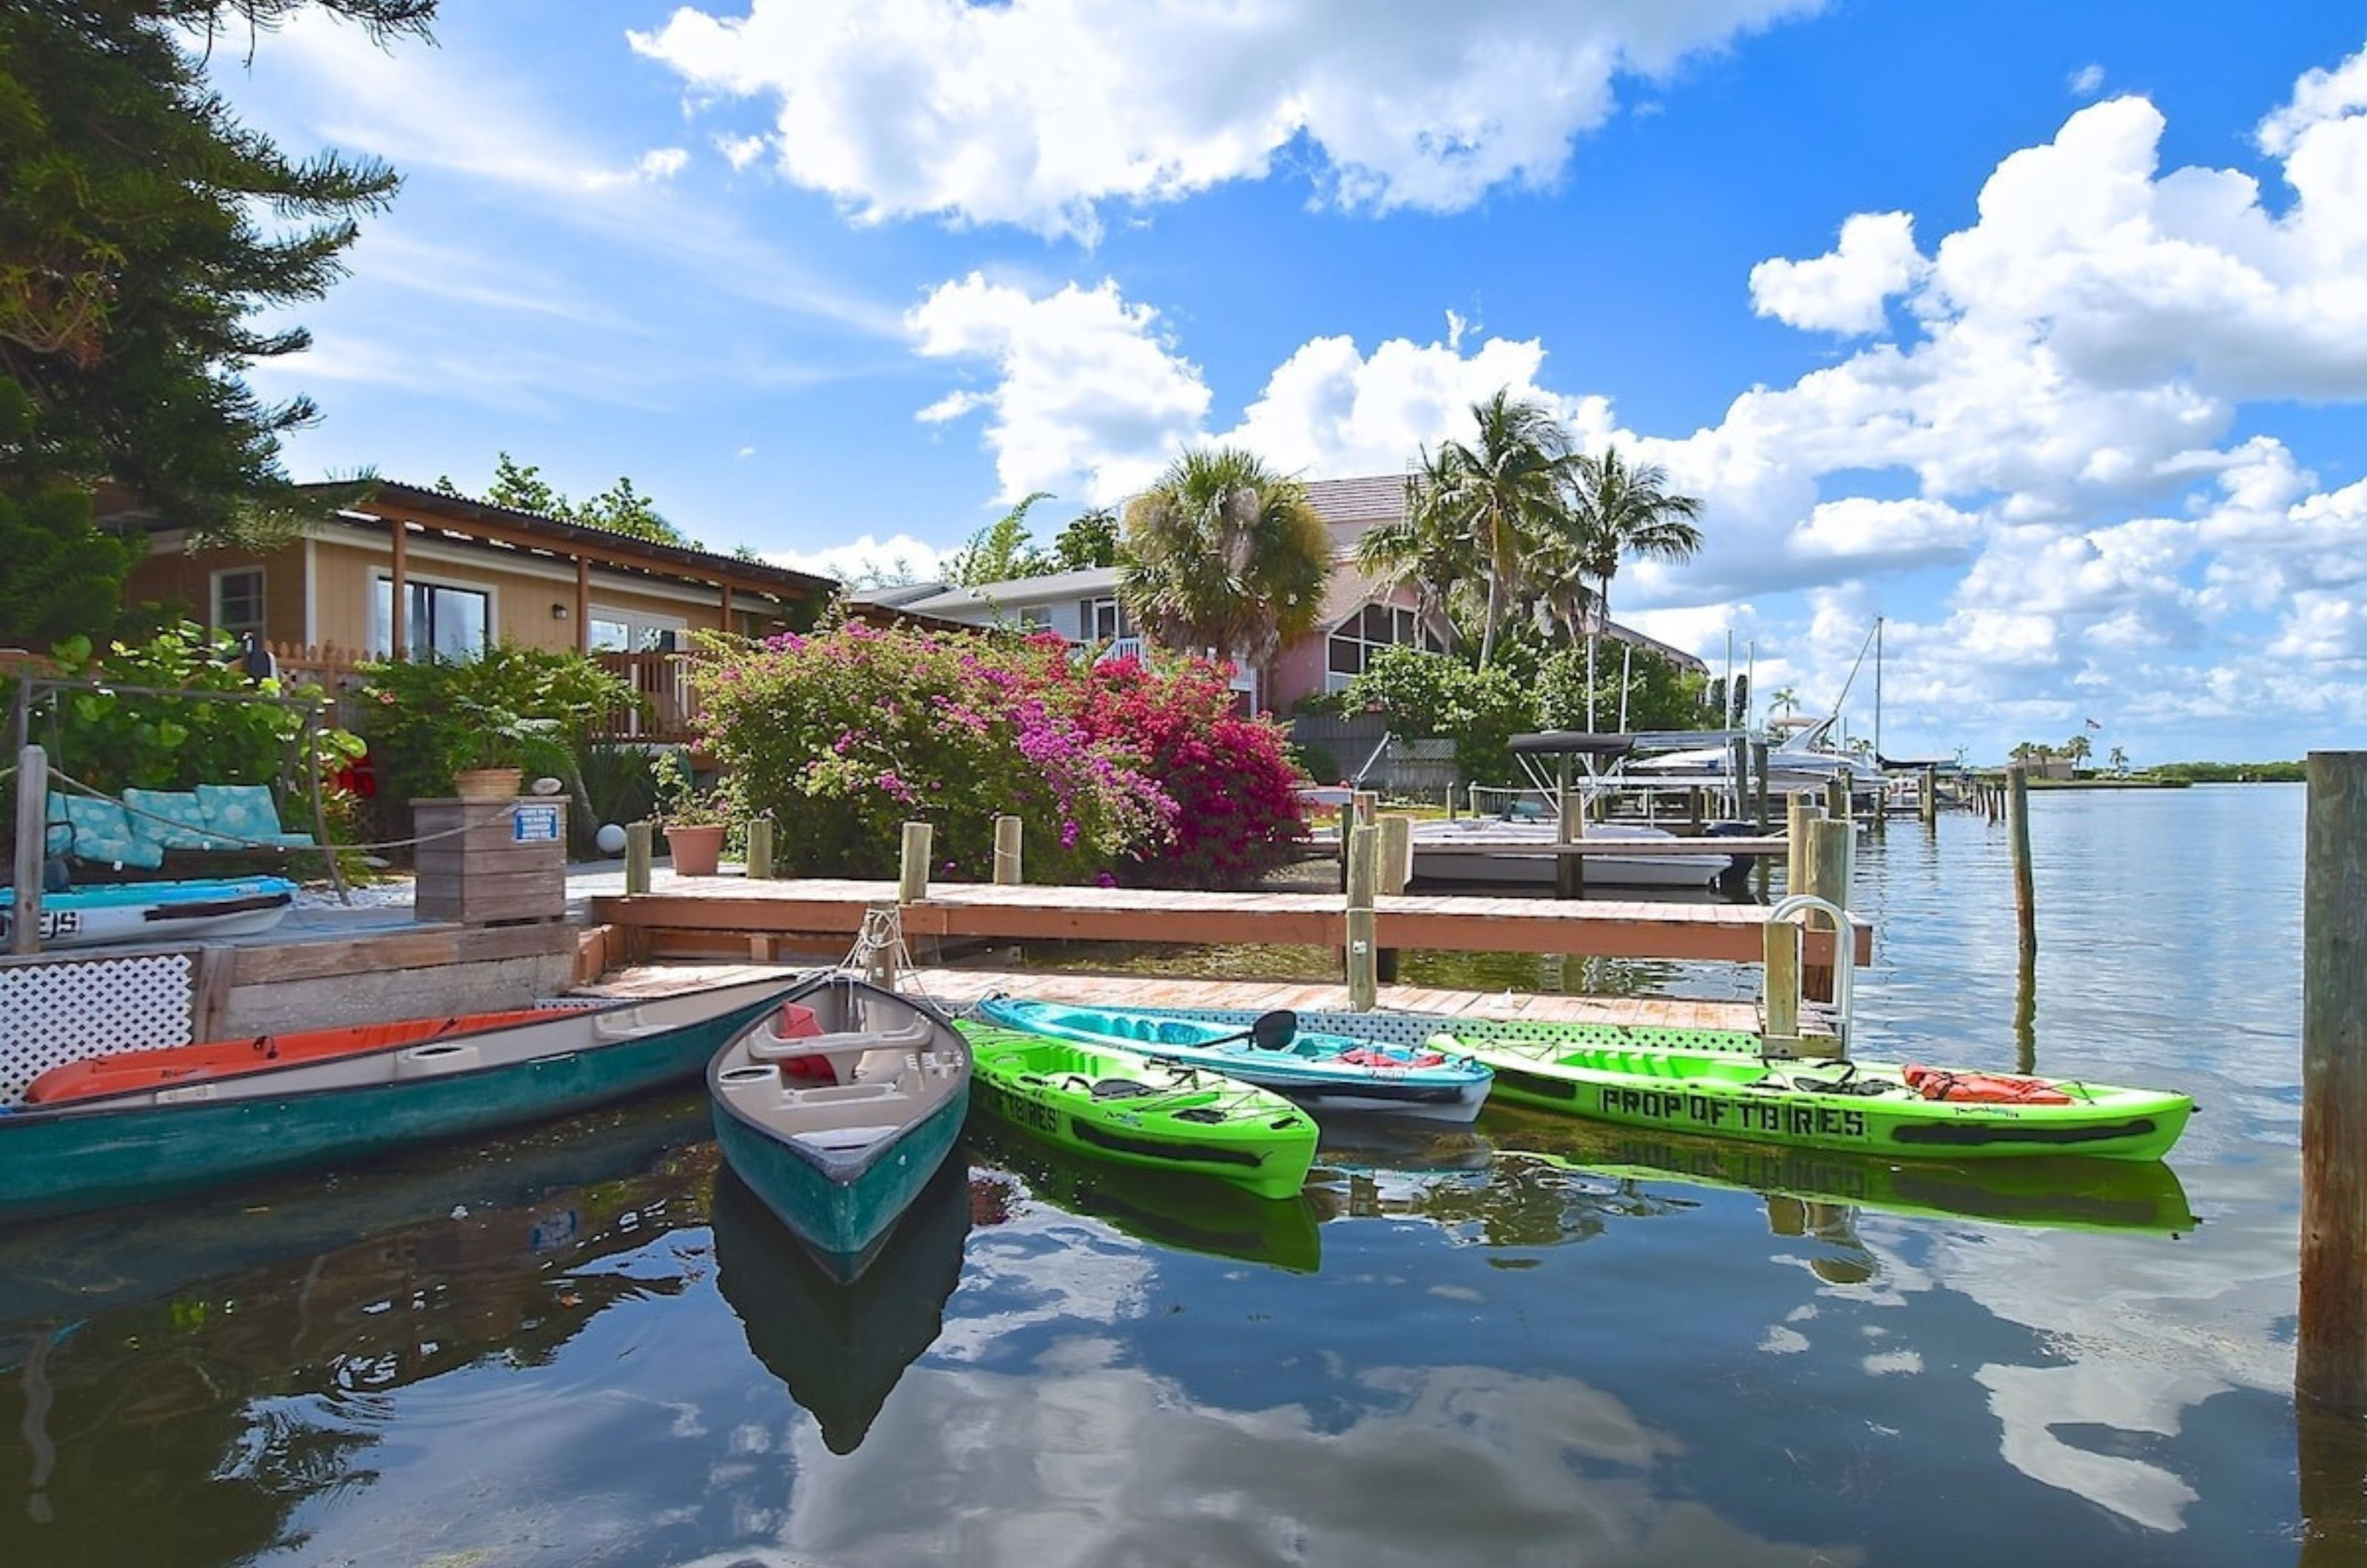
[595,822,627,855]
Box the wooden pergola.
[336,482,837,655]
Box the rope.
[42,766,533,854]
[837,905,950,1017]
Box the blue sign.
[512,803,564,844]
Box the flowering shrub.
[1067,652,1307,888]
[692,622,1307,888]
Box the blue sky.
[216,1,2367,762]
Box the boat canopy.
[1507,731,1636,758]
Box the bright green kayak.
[956,1023,1317,1200]
[1434,1033,2192,1161]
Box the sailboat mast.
[1874,617,1883,768]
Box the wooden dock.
[590,876,1871,966]
[582,962,1766,1033]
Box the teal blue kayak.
[973,996,1491,1122]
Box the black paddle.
[1206,1009,1297,1051]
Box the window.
[374,576,490,660]
[213,569,266,637]
[1323,601,1442,692]
[1090,598,1128,641]
[588,609,685,652]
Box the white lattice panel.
[0,953,195,1106]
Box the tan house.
[117,481,839,738]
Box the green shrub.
[1342,648,1530,785]
[355,643,635,807]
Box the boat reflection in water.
[711,1158,973,1456]
[0,1096,718,1563]
[965,1123,1322,1275]
[1326,1106,2196,1263]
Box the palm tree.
[1424,389,1576,666]
[1770,686,1800,718]
[1564,447,1704,638]
[1559,447,1701,730]
[1354,449,1483,654]
[2108,744,2128,774]
[1118,448,1332,692]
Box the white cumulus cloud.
[905,274,1212,504]
[1748,212,1928,335]
[629,0,1825,241]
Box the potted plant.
[654,748,729,876]
[445,702,572,801]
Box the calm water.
[0,785,2323,1567]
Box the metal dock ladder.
[1760,893,1854,1058]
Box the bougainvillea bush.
[692,622,1306,888]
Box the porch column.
[720,583,735,639]
[575,555,591,654]
[389,518,409,658]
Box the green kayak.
[1435,1033,2192,1161]
[956,1023,1318,1200]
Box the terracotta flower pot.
[453,767,523,801]
[665,822,727,876]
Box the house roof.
[1301,473,1410,527]
[889,566,1121,616]
[314,481,841,601]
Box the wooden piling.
[1786,791,1820,896]
[1377,814,1411,982]
[1752,741,1771,831]
[1762,918,1802,1048]
[11,745,44,955]
[745,817,774,880]
[1800,816,1851,1007]
[1919,766,1937,826]
[993,814,1023,885]
[624,820,652,896]
[899,821,933,905]
[1824,775,1851,828]
[2300,752,2367,1412]
[1345,821,1378,1010]
[1556,767,1586,900]
[2007,763,2036,960]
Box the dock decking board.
[590,876,1871,965]
[580,962,1763,1034]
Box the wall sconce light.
[551,603,570,621]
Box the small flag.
[2084,717,2102,730]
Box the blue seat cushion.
[56,795,164,870]
[195,783,286,846]
[123,788,218,851]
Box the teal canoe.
[709,973,972,1282]
[0,976,802,1223]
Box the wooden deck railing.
[589,652,702,743]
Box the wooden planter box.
[412,797,567,925]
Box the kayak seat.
[1172,1106,1225,1123]
[1090,1077,1155,1101]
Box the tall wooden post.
[1919,766,1938,826]
[12,745,46,955]
[1377,814,1411,983]
[1729,736,1751,822]
[993,814,1023,885]
[2007,763,2036,961]
[624,820,652,896]
[898,822,933,905]
[1752,741,1771,831]
[1556,757,1585,900]
[745,817,774,880]
[1345,821,1378,1010]
[1824,775,1851,828]
[1762,916,1802,1050]
[1786,791,1820,896]
[1800,816,1851,1010]
[2300,752,2367,1412]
